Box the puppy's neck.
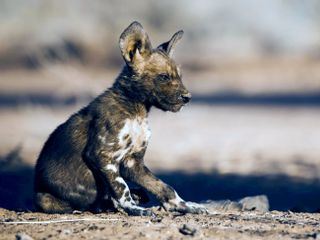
[111,65,152,114]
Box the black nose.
[180,92,192,103]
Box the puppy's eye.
[158,74,171,82]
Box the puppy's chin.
[165,102,186,112]
[153,99,185,112]
[169,104,184,112]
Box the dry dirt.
[1,208,320,240]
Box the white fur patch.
[126,159,135,168]
[104,164,117,173]
[185,201,205,209]
[113,148,130,162]
[111,177,146,213]
[169,191,185,205]
[115,177,136,207]
[114,117,151,162]
[115,176,127,186]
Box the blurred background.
[1,0,320,212]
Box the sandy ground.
[1,208,320,240]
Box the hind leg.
[34,192,73,214]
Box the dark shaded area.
[0,93,92,108]
[0,39,85,70]
[157,171,320,213]
[0,147,34,211]
[191,92,320,107]
[1,92,320,108]
[0,149,320,212]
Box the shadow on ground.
[192,92,320,107]
[0,148,319,213]
[158,172,320,213]
[1,92,320,108]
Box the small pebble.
[88,225,98,231]
[179,224,197,236]
[61,229,72,235]
[16,233,34,240]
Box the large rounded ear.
[157,30,184,57]
[119,21,152,65]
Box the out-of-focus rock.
[202,199,242,212]
[202,195,269,213]
[239,195,269,212]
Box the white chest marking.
[104,164,117,172]
[113,117,151,162]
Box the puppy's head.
[119,21,191,112]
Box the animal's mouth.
[165,100,186,112]
[154,96,188,112]
[162,97,187,106]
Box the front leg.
[103,165,153,216]
[121,159,207,214]
[84,120,152,216]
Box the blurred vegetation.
[0,0,320,69]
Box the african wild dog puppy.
[34,21,207,216]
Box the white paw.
[185,201,208,214]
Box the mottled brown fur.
[34,22,206,216]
